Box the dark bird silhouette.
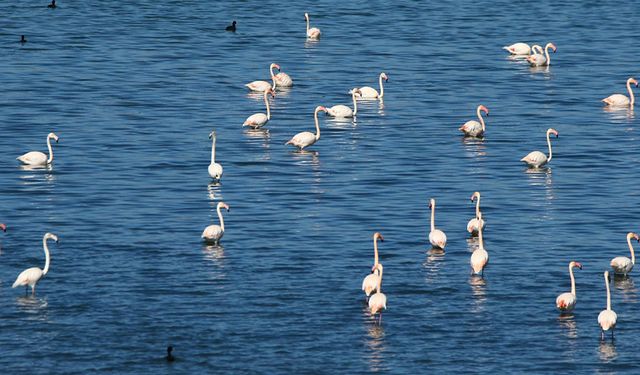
[47,0,56,8]
[165,346,175,362]
[20,35,27,44]
[225,21,236,32]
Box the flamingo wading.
[526,42,557,67]
[428,198,447,249]
[602,78,638,108]
[208,131,223,180]
[368,264,387,324]
[12,233,58,295]
[243,89,275,129]
[467,192,485,236]
[555,261,583,312]
[17,132,59,166]
[285,106,327,150]
[521,128,558,168]
[459,105,489,137]
[503,42,532,56]
[362,232,384,297]
[353,73,388,99]
[202,202,230,244]
[470,212,489,276]
[610,232,640,275]
[304,12,321,40]
[270,63,293,88]
[598,271,617,340]
[327,89,360,118]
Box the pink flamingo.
[362,232,384,297]
[353,73,388,99]
[602,78,638,107]
[428,198,447,249]
[470,213,488,276]
[368,264,387,324]
[243,89,275,129]
[503,42,532,55]
[459,105,489,137]
[555,261,582,312]
[285,106,327,150]
[327,89,360,118]
[305,13,321,40]
[526,43,557,66]
[598,271,617,340]
[467,192,485,236]
[270,63,293,88]
[521,128,558,168]
[12,233,58,295]
[0,223,6,232]
[610,232,640,275]
[202,202,230,244]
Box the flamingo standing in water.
[246,64,276,92]
[353,73,388,99]
[285,106,327,150]
[17,132,59,166]
[12,232,58,295]
[362,232,384,298]
[428,198,447,249]
[202,202,230,243]
[270,63,293,88]
[368,264,387,324]
[327,89,360,118]
[243,89,275,129]
[610,232,640,275]
[459,105,489,137]
[0,223,6,233]
[503,42,532,55]
[208,131,223,180]
[602,78,638,108]
[598,271,617,340]
[555,261,583,312]
[470,213,489,276]
[304,12,321,40]
[521,128,559,168]
[467,192,485,236]
[526,43,557,66]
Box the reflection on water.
[469,275,487,312]
[326,116,356,128]
[289,149,320,167]
[207,182,221,202]
[423,248,445,284]
[465,237,479,253]
[612,274,637,303]
[525,167,555,203]
[557,314,578,339]
[243,128,271,151]
[15,296,49,321]
[598,340,618,362]
[528,65,551,76]
[304,39,320,49]
[245,91,267,101]
[19,164,56,184]
[274,87,293,98]
[202,243,226,273]
[365,323,387,372]
[461,137,486,158]
[603,106,634,121]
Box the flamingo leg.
[378,313,382,325]
[601,330,605,341]
[32,285,36,296]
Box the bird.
[610,232,640,275]
[165,346,175,362]
[47,0,56,8]
[0,223,6,232]
[467,191,485,236]
[326,88,360,118]
[502,42,532,56]
[531,44,544,55]
[470,213,489,276]
[202,202,230,244]
[602,77,638,108]
[20,35,27,43]
[285,106,327,150]
[245,64,276,92]
[521,128,558,168]
[362,232,384,298]
[459,105,489,138]
[304,12,321,40]
[598,271,617,340]
[352,73,388,99]
[368,264,387,324]
[270,63,293,88]
[208,130,223,180]
[428,198,447,249]
[12,232,58,296]
[526,42,557,66]
[17,132,59,166]
[555,261,583,312]
[243,89,275,129]
[225,21,236,32]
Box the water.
[1,0,639,373]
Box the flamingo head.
[471,192,480,202]
[304,12,309,20]
[272,63,281,71]
[570,261,583,270]
[479,105,489,116]
[352,88,362,98]
[428,198,435,209]
[374,232,384,242]
[219,202,230,212]
[267,88,276,98]
[46,233,59,243]
[630,78,639,87]
[628,232,640,242]
[381,72,388,81]
[48,132,59,143]
[548,43,557,53]
[315,106,327,113]
[209,130,216,139]
[549,128,559,138]
[0,223,6,232]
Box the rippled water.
[1,1,640,373]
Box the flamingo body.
[460,121,483,137]
[611,256,633,275]
[368,291,387,315]
[429,230,447,249]
[202,202,229,244]
[362,272,380,297]
[598,310,617,332]
[354,73,388,99]
[13,267,44,291]
[286,106,326,150]
[243,113,268,128]
[602,78,637,107]
[521,151,548,168]
[305,13,321,40]
[326,105,352,118]
[556,292,577,312]
[208,164,223,180]
[470,248,489,275]
[526,43,557,67]
[273,72,293,87]
[503,42,531,55]
[467,217,485,235]
[17,151,48,165]
[245,81,272,92]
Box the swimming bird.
[166,346,175,362]
[304,12,321,40]
[602,78,638,108]
[202,202,230,244]
[327,89,360,118]
[526,42,557,66]
[598,271,617,340]
[353,73,388,99]
[12,232,58,295]
[20,35,27,43]
[368,264,386,324]
[556,261,582,312]
[245,64,276,92]
[270,63,293,88]
[0,223,6,232]
[225,21,236,32]
[467,192,485,236]
[459,105,489,137]
[362,232,384,298]
[470,213,489,276]
[610,232,640,276]
[521,128,558,168]
[428,198,447,249]
[47,0,56,8]
[285,106,327,150]
[243,89,275,129]
[502,42,531,55]
[17,132,59,166]
[208,130,223,180]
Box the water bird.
[502,42,532,55]
[304,12,321,40]
[467,192,485,236]
[270,63,293,88]
[0,223,6,232]
[166,346,175,362]
[362,232,384,298]
[598,271,617,340]
[326,89,360,118]
[520,128,558,168]
[526,43,557,66]
[20,35,27,43]
[459,105,489,138]
[245,65,276,92]
[428,198,447,249]
[225,21,236,32]
[602,77,638,108]
[17,132,59,166]
[556,261,582,312]
[610,232,640,275]
[352,72,388,99]
[368,264,386,324]
[243,89,275,129]
[202,202,230,244]
[12,233,58,295]
[470,213,488,276]
[285,106,327,150]
[47,0,56,8]
[208,130,223,180]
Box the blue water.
[1,0,640,373]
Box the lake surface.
[1,0,640,373]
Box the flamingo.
[428,198,447,249]
[610,232,640,275]
[470,212,489,276]
[327,89,360,118]
[598,271,617,340]
[246,64,276,92]
[0,223,6,232]
[243,89,275,129]
[304,12,321,40]
[531,44,544,55]
[285,106,327,150]
[602,78,638,108]
[459,105,489,137]
[270,63,293,88]
[526,43,557,66]
[362,232,384,297]
[202,202,230,243]
[12,232,58,295]
[208,130,223,180]
[353,73,388,99]
[521,128,559,168]
[502,42,532,55]
[555,261,583,312]
[17,132,59,166]
[467,192,485,236]
[368,264,387,324]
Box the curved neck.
[430,202,435,231]
[210,136,216,164]
[46,136,54,164]
[373,237,379,265]
[313,109,321,140]
[627,80,635,106]
[270,65,276,80]
[352,91,358,115]
[546,131,553,162]
[477,107,485,131]
[217,205,225,232]
[605,273,612,311]
[264,91,271,120]
[42,236,51,275]
[306,17,310,33]
[628,234,636,265]
[475,195,481,219]
[569,264,576,295]
[379,75,385,98]
[544,45,552,65]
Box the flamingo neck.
[430,202,435,232]
[379,75,385,98]
[264,91,271,120]
[373,236,379,266]
[217,204,225,232]
[475,195,481,219]
[477,107,485,132]
[544,44,552,66]
[352,91,358,116]
[628,233,636,265]
[478,221,484,251]
[569,264,576,296]
[314,109,321,141]
[210,136,216,164]
[605,273,612,311]
[546,131,553,162]
[377,267,383,293]
[270,66,277,91]
[627,80,635,106]
[42,236,51,275]
[306,17,310,34]
[46,136,54,164]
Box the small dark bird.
[47,0,56,8]
[165,346,175,362]
[225,21,236,32]
[20,35,27,44]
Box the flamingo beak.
[576,263,583,269]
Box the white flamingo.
[12,232,58,295]
[0,223,6,233]
[368,264,387,324]
[202,202,230,243]
[610,232,640,275]
[602,77,638,108]
[521,128,559,168]
[17,132,59,166]
[459,105,489,137]
[245,64,276,92]
[503,42,532,55]
[327,89,360,118]
[353,73,388,99]
[305,12,321,40]
[467,192,485,236]
[285,106,327,150]
[598,271,617,340]
[526,42,557,66]
[208,131,223,180]
[362,232,384,297]
[428,198,447,249]
[270,63,293,88]
[243,89,275,129]
[470,212,489,276]
[555,261,583,312]
[531,44,544,55]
